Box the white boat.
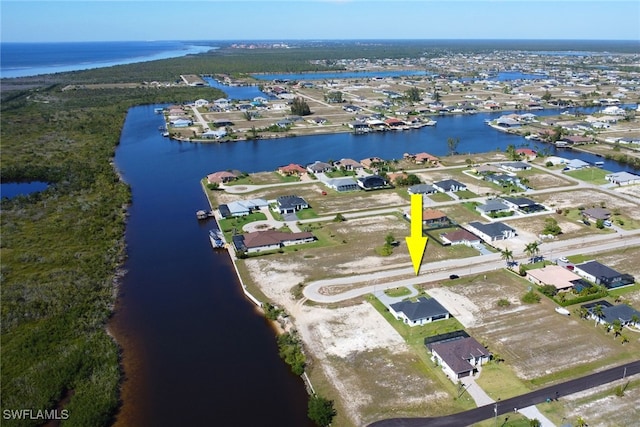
[209,229,225,249]
[424,120,437,126]
[555,307,570,316]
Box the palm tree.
[576,416,587,427]
[524,241,540,263]
[612,319,623,338]
[592,304,604,327]
[631,314,639,327]
[501,248,514,267]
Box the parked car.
[449,274,460,280]
[558,257,569,263]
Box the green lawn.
[218,212,267,239]
[564,168,612,185]
[456,189,479,199]
[429,192,454,202]
[296,208,319,220]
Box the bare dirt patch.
[296,303,451,426]
[526,172,575,189]
[558,378,640,427]
[535,189,640,220]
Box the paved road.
[368,360,640,427]
[303,232,640,303]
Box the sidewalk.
[461,375,556,427]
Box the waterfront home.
[606,171,640,186]
[232,230,315,254]
[465,221,516,242]
[573,261,634,289]
[278,163,307,176]
[219,198,269,218]
[526,265,584,292]
[202,129,227,139]
[408,184,437,195]
[194,99,209,107]
[560,135,592,146]
[207,170,239,184]
[426,335,492,381]
[433,179,467,193]
[306,161,333,174]
[516,148,537,159]
[334,158,363,171]
[404,152,440,165]
[360,157,385,169]
[357,175,388,190]
[348,121,371,133]
[170,118,193,127]
[389,297,450,327]
[276,195,309,214]
[495,117,520,128]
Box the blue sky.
[2,1,639,42]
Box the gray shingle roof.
[390,297,449,322]
[575,261,622,280]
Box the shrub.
[497,298,511,308]
[521,290,541,304]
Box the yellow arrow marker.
[405,194,428,275]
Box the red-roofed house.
[516,148,537,160]
[278,163,307,176]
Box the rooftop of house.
[390,297,449,322]
[429,337,491,374]
[527,265,582,290]
[468,221,515,236]
[575,261,622,279]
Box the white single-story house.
[232,230,315,253]
[389,297,450,326]
[324,177,359,192]
[466,221,516,242]
[606,171,640,186]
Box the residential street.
[303,231,640,303]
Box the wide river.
[109,104,637,426]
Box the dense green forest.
[1,81,224,426]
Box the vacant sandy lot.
[555,378,640,427]
[435,276,640,381]
[294,302,451,425]
[536,189,640,220]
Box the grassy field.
[564,168,612,185]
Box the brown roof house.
[410,209,450,229]
[427,336,492,381]
[207,170,239,184]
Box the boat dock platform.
[196,210,216,220]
